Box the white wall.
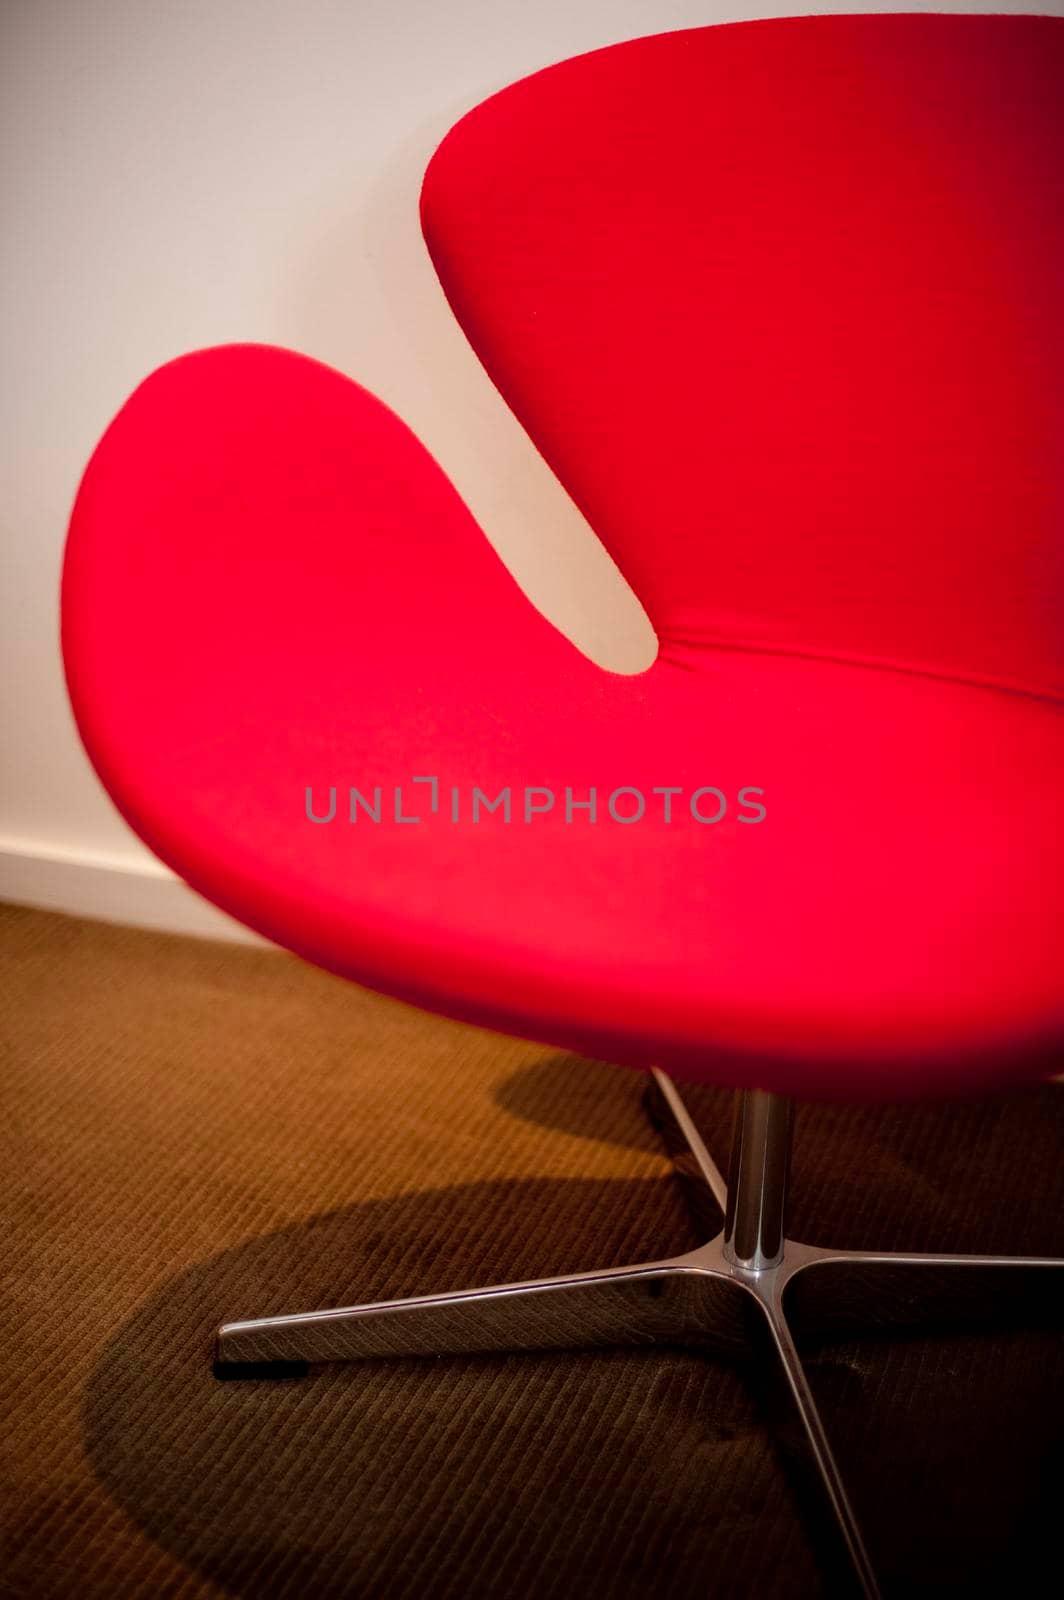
[1,0,1056,939]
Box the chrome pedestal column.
[216,1069,1064,1598]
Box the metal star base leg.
[215,1069,1064,1599]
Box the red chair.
[61,15,1064,1596]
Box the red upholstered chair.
[61,15,1063,1595]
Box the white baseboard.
[0,836,268,944]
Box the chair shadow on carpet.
[495,1054,1064,1253]
[83,1173,831,1600]
[81,1061,1064,1600]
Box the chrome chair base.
[215,1069,1064,1599]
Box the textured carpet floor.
[2,902,1063,1599]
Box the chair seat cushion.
[62,345,1064,1098]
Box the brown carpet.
[2,902,1063,1599]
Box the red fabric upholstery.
[423,12,1064,702]
[62,16,1064,1099]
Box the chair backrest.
[421,14,1064,700]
